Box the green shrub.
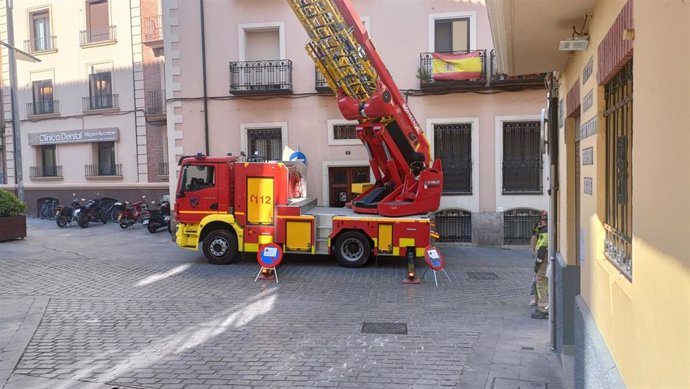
[0,189,25,217]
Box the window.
[435,18,469,52]
[85,0,110,43]
[328,120,360,145]
[30,10,52,52]
[248,128,282,161]
[604,60,633,278]
[41,145,57,177]
[502,121,542,193]
[181,165,216,192]
[434,209,471,242]
[32,80,54,115]
[503,208,541,245]
[97,141,116,175]
[333,124,356,141]
[434,123,472,194]
[89,72,112,109]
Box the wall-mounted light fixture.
[559,13,592,52]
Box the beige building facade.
[0,0,168,214]
[488,0,690,387]
[165,0,549,246]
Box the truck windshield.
[180,165,215,192]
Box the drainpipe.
[6,0,23,200]
[546,74,560,350]
[199,0,210,155]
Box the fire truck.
[174,0,443,269]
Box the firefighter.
[530,210,549,319]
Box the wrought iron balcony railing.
[229,59,293,95]
[419,50,487,91]
[83,95,119,112]
[80,26,117,46]
[145,90,166,116]
[489,50,547,86]
[143,15,163,42]
[23,36,57,53]
[30,165,62,178]
[158,162,169,176]
[315,68,332,93]
[85,163,122,177]
[502,160,543,194]
[27,100,59,117]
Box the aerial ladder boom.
[288,0,443,217]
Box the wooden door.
[328,166,370,207]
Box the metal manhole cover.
[467,271,499,280]
[361,322,408,335]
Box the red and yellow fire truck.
[174,0,444,269]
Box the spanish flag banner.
[431,52,482,81]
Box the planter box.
[0,215,27,241]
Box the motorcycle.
[77,195,109,228]
[143,200,171,233]
[55,197,82,228]
[114,196,149,229]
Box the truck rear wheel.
[203,229,239,265]
[334,231,371,268]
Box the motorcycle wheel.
[77,213,90,228]
[56,216,68,228]
[147,222,159,233]
[119,220,130,229]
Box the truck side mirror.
[176,192,185,199]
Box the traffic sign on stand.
[422,246,451,286]
[255,243,283,283]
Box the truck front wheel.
[334,231,371,268]
[202,230,239,265]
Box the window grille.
[248,128,282,161]
[434,123,472,194]
[434,209,471,243]
[503,208,541,245]
[502,121,542,193]
[604,60,633,279]
[333,124,357,140]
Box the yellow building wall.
[558,0,690,387]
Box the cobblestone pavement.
[0,219,564,389]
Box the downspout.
[547,73,560,350]
[200,0,210,155]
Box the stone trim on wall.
[566,78,580,118]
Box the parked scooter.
[55,195,82,228]
[114,196,149,229]
[77,195,109,228]
[143,200,171,233]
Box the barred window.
[434,209,471,243]
[248,128,282,161]
[503,208,541,245]
[604,60,633,279]
[434,123,472,194]
[333,124,357,140]
[502,121,542,193]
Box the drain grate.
[467,271,499,280]
[361,322,408,335]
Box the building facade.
[0,0,168,215]
[488,0,690,387]
[164,0,548,246]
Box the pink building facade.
[164,0,549,245]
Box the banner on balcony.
[431,52,482,81]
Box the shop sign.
[28,128,119,146]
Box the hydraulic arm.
[288,0,443,217]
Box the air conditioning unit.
[559,37,590,51]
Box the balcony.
[145,90,166,122]
[30,166,62,179]
[489,50,547,88]
[23,36,57,54]
[143,15,163,53]
[315,68,332,94]
[80,26,117,47]
[83,95,119,113]
[85,164,122,179]
[419,50,487,92]
[418,49,547,92]
[229,59,293,95]
[27,100,60,119]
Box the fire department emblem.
[190,197,200,209]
